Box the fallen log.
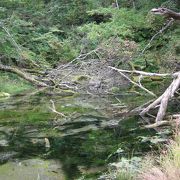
[109,65,180,124]
[0,63,48,87]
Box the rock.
[109,157,142,171]
[0,126,15,135]
[58,116,99,126]
[23,128,47,138]
[44,138,50,148]
[109,162,123,170]
[0,158,65,180]
[98,174,116,180]
[30,138,45,146]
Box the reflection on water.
[0,91,156,179]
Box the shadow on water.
[0,91,158,179]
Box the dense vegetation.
[0,1,180,179]
[0,0,179,74]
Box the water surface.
[0,90,157,179]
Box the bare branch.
[139,18,174,56]
[49,100,66,117]
[109,66,156,97]
[60,48,101,70]
[108,67,172,77]
[140,72,180,123]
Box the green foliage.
[47,0,92,26]
[0,0,178,67]
[0,0,179,81]
[77,8,147,48]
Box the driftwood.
[109,66,179,125]
[110,65,180,126]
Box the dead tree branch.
[136,8,180,125]
[109,65,180,124]
[140,72,180,123]
[109,66,156,97]
[151,8,180,20]
[108,68,172,77]
[139,18,174,57]
[60,48,101,69]
[49,100,66,117]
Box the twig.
[49,100,66,117]
[60,48,100,69]
[139,18,174,57]
[108,66,172,77]
[145,121,170,128]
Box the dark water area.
[0,91,159,179]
